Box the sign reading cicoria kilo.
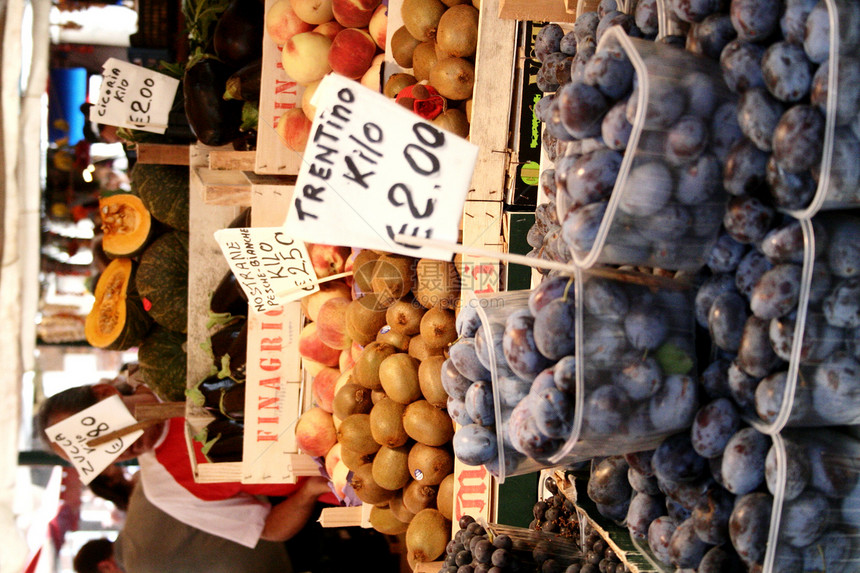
[214,227,319,314]
[285,73,478,261]
[91,58,179,134]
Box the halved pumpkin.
[85,258,153,350]
[100,193,154,258]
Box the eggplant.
[201,417,244,463]
[219,382,245,422]
[183,57,244,146]
[224,59,262,102]
[210,317,247,366]
[228,207,252,229]
[226,321,248,379]
[213,0,264,69]
[210,270,248,316]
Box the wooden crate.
[499,0,578,22]
[254,0,306,175]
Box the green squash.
[130,163,190,231]
[138,325,188,402]
[136,231,189,334]
[85,258,153,350]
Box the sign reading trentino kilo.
[284,74,479,261]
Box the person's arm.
[259,476,332,542]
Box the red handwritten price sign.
[46,395,143,484]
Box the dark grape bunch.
[441,512,582,573]
[574,523,630,573]
[530,475,580,538]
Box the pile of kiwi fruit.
[331,250,464,568]
[385,0,481,139]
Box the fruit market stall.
[64,0,860,571]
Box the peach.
[275,108,313,152]
[333,367,355,398]
[294,406,337,457]
[281,31,333,85]
[292,0,334,25]
[266,0,314,45]
[368,4,387,50]
[299,321,341,366]
[304,358,327,377]
[313,20,346,41]
[350,340,364,362]
[361,53,385,91]
[316,296,352,349]
[302,279,352,321]
[328,28,378,80]
[332,0,381,28]
[331,459,350,499]
[307,243,351,278]
[312,365,340,412]
[324,442,342,478]
[301,80,321,122]
[339,348,356,372]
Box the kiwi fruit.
[332,383,373,420]
[442,0,470,5]
[369,505,409,534]
[389,489,416,524]
[430,57,476,101]
[408,442,454,485]
[386,297,426,336]
[379,353,422,404]
[351,462,396,505]
[370,396,410,448]
[341,445,374,471]
[401,0,447,42]
[354,341,398,390]
[417,355,448,407]
[464,99,472,122]
[433,108,470,138]
[414,258,461,309]
[345,296,389,346]
[336,413,380,456]
[472,0,480,8]
[372,444,413,490]
[412,41,439,83]
[419,306,457,350]
[408,335,444,362]
[352,250,381,293]
[383,72,418,99]
[371,388,387,404]
[403,400,455,446]
[390,26,422,68]
[376,327,411,351]
[405,509,449,564]
[436,5,479,58]
[370,254,416,304]
[402,480,439,515]
[436,473,455,520]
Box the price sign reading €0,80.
[46,395,144,484]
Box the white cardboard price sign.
[90,58,179,134]
[284,74,479,260]
[46,395,143,484]
[214,227,320,314]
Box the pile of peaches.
[266,0,388,149]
